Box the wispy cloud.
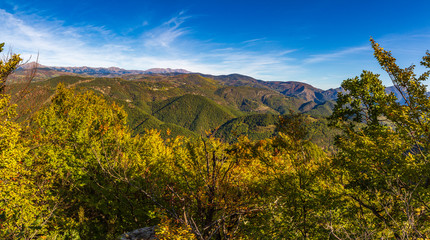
[9,7,426,89]
[2,3,430,90]
[0,8,302,82]
[242,38,266,44]
[0,9,123,66]
[303,46,370,64]
[142,12,191,48]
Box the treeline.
[1,39,430,239]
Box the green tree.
[0,43,54,239]
[117,134,267,240]
[0,94,47,239]
[28,84,155,238]
[0,43,22,93]
[329,39,430,239]
[233,113,333,239]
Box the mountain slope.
[214,113,279,143]
[204,73,341,103]
[215,86,287,114]
[7,66,344,141]
[151,94,236,135]
[262,81,339,103]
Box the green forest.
[1,39,430,240]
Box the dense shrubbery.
[1,39,430,239]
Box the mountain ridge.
[18,62,192,76]
[13,63,343,105]
[6,65,344,145]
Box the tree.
[0,43,53,240]
[1,43,39,120]
[0,43,22,94]
[329,39,430,239]
[0,95,43,239]
[28,84,153,238]
[113,134,267,240]
[232,113,333,239]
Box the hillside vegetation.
[7,68,338,144]
[2,39,430,239]
[214,113,279,142]
[151,94,235,134]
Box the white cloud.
[142,12,191,48]
[0,8,303,82]
[303,46,371,64]
[242,38,266,44]
[10,8,427,89]
[0,9,121,67]
[2,4,430,90]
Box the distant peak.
[41,65,192,76]
[18,61,49,69]
[144,68,191,74]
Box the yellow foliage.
[155,216,196,240]
[0,95,54,239]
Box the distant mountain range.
[8,64,343,145]
[48,66,191,75]
[201,73,340,103]
[18,62,191,76]
[15,62,411,105]
[8,62,410,146]
[14,62,341,103]
[7,61,422,151]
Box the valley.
[8,64,340,145]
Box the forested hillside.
[7,64,338,142]
[1,39,430,239]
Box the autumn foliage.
[1,39,430,239]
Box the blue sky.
[1,0,429,89]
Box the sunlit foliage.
[329,39,430,239]
[1,38,430,239]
